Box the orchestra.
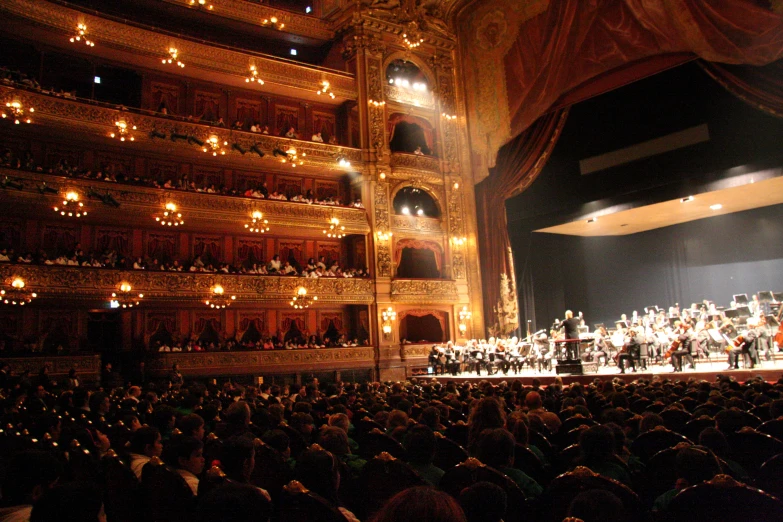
[424,291,781,376]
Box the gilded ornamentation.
[392,215,442,234]
[447,186,464,236]
[391,279,458,302]
[0,265,374,303]
[148,347,375,373]
[2,354,101,378]
[452,252,465,279]
[402,344,433,358]
[374,182,392,277]
[0,167,371,232]
[0,0,355,98]
[384,85,435,109]
[390,153,440,174]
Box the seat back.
[440,458,530,522]
[140,457,195,522]
[682,416,715,442]
[358,429,406,460]
[534,466,645,522]
[727,428,783,474]
[514,444,549,486]
[356,452,425,520]
[278,480,349,522]
[630,426,690,463]
[639,442,692,507]
[758,419,783,441]
[668,474,783,522]
[433,433,469,471]
[444,422,469,448]
[660,409,693,434]
[251,439,295,503]
[757,453,783,500]
[101,451,140,522]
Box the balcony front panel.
[390,279,458,303]
[384,85,436,110]
[391,215,443,235]
[0,265,374,304]
[390,153,441,176]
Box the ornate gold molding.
[390,153,441,175]
[392,215,443,235]
[373,182,392,277]
[0,167,371,233]
[390,279,458,303]
[0,86,362,169]
[0,265,374,304]
[148,347,375,373]
[0,0,355,98]
[162,0,334,41]
[401,344,432,358]
[1,354,101,378]
[384,85,435,109]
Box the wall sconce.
[453,181,459,189]
[441,113,457,121]
[261,16,285,30]
[452,236,467,246]
[245,65,264,85]
[163,48,185,68]
[368,99,385,107]
[317,80,335,99]
[381,307,396,340]
[379,172,386,180]
[376,230,392,241]
[189,0,213,10]
[458,306,472,335]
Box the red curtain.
[240,316,264,333]
[400,310,447,342]
[393,239,443,271]
[503,0,783,144]
[475,109,569,330]
[698,58,783,118]
[320,313,344,332]
[387,113,435,150]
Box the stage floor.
[414,359,783,386]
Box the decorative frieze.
[390,153,441,175]
[392,215,443,234]
[384,85,435,109]
[390,279,458,303]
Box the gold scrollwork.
[390,279,458,302]
[390,153,440,174]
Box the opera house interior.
[1,0,783,521]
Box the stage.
[412,358,783,386]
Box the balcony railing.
[384,85,436,109]
[391,215,443,235]
[390,279,458,303]
[390,153,441,175]
[0,265,375,304]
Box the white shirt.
[312,134,324,142]
[130,453,151,480]
[177,469,200,496]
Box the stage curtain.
[504,0,783,144]
[475,109,569,332]
[699,58,783,118]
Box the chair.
[279,424,308,459]
[529,430,557,464]
[558,444,581,473]
[630,397,653,414]
[682,416,715,443]
[140,456,195,522]
[660,408,693,434]
[355,452,425,520]
[630,426,690,463]
[560,415,596,434]
[251,439,295,503]
[354,417,385,438]
[637,343,650,369]
[677,397,698,413]
[444,422,469,448]
[358,428,406,460]
[757,418,783,441]
[667,474,783,522]
[278,480,350,522]
[636,442,692,507]
[534,466,646,522]
[440,458,530,522]
[433,433,469,471]
[100,450,140,522]
[644,402,666,414]
[514,444,550,486]
[560,425,591,448]
[749,405,771,422]
[756,453,783,500]
[727,427,783,474]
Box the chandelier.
[110,118,136,141]
[205,285,235,309]
[111,282,143,309]
[1,278,37,306]
[316,81,335,99]
[70,23,95,47]
[203,135,227,156]
[244,211,270,233]
[163,48,185,68]
[53,191,87,218]
[2,100,33,125]
[155,203,184,226]
[261,16,285,30]
[323,217,345,238]
[189,0,213,10]
[278,146,304,167]
[402,23,424,50]
[245,65,265,85]
[290,286,317,309]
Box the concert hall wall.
[506,62,783,330]
[522,203,783,328]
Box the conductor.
[559,310,582,360]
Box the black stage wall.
[525,204,783,329]
[505,62,783,331]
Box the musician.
[671,323,695,372]
[558,310,581,360]
[749,294,761,316]
[532,333,551,372]
[443,342,459,375]
[428,345,445,375]
[618,327,642,374]
[727,324,758,370]
[583,327,608,366]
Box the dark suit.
[558,317,581,359]
[618,334,642,373]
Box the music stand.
[766,315,779,328]
[758,291,774,302]
[724,309,740,320]
[733,294,749,306]
[615,320,629,329]
[737,306,751,318]
[773,292,783,302]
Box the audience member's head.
[195,483,271,522]
[675,445,722,487]
[370,486,466,522]
[2,450,63,506]
[295,447,341,504]
[178,413,206,440]
[567,489,626,522]
[459,481,506,522]
[579,424,616,463]
[476,428,515,469]
[220,436,256,482]
[30,482,104,522]
[318,426,351,456]
[130,426,163,457]
[167,435,205,475]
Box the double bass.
[775,305,783,351]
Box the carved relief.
[390,153,440,174]
[384,85,435,108]
[374,182,392,278]
[452,252,465,279]
[392,215,442,234]
[368,59,386,154]
[2,355,101,378]
[448,188,464,237]
[391,280,458,301]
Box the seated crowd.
[1,366,782,522]
[0,149,365,209]
[0,245,370,279]
[153,330,369,352]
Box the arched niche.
[394,238,444,279]
[400,310,449,343]
[388,113,436,155]
[385,58,432,90]
[392,185,441,218]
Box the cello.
[774,305,783,351]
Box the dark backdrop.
[525,204,783,328]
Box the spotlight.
[150,129,166,139]
[250,144,265,158]
[170,132,188,142]
[1,177,23,190]
[680,196,694,203]
[37,183,57,195]
[586,217,597,223]
[188,136,205,147]
[402,206,410,215]
[232,143,247,155]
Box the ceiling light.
[416,208,424,216]
[163,48,185,68]
[680,196,694,203]
[70,23,95,47]
[710,204,723,210]
[402,206,410,215]
[290,49,298,56]
[245,65,264,85]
